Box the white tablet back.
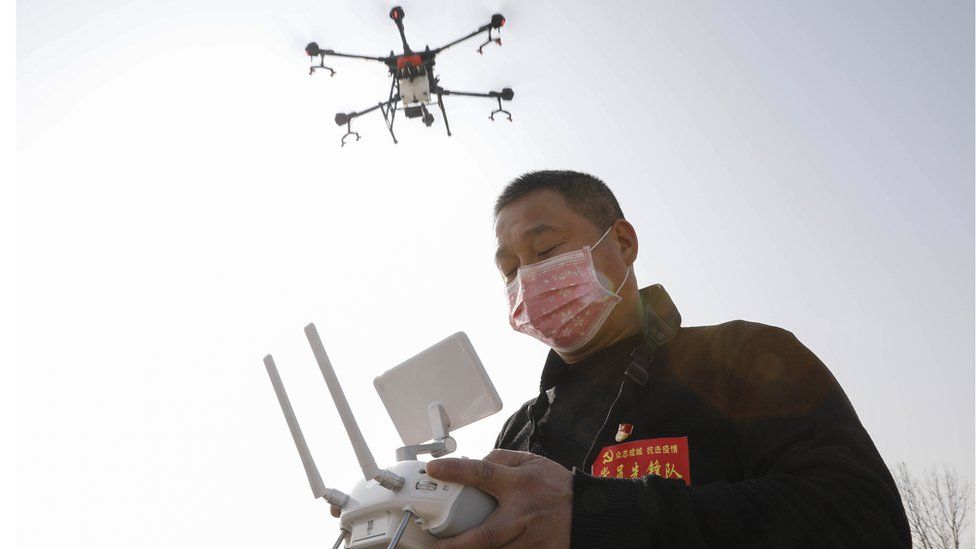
[373,332,503,446]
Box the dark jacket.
[495,284,910,548]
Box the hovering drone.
[304,6,514,146]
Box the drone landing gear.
[379,101,400,144]
[436,93,452,136]
[489,96,512,122]
[335,92,402,146]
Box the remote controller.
[263,324,500,548]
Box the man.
[425,170,910,548]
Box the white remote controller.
[339,460,497,547]
[263,324,500,549]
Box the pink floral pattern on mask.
[506,245,624,353]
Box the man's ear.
[613,219,639,265]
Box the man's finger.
[432,515,522,549]
[482,448,535,467]
[330,504,341,518]
[426,458,508,492]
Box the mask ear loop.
[590,224,632,295]
[591,225,615,251]
[613,265,632,296]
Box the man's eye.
[538,244,561,257]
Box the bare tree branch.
[894,462,974,549]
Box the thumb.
[426,457,508,493]
[483,448,536,467]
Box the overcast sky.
[16,0,974,547]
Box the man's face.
[493,189,640,361]
[494,188,630,293]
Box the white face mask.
[505,227,631,353]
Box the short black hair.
[494,170,625,230]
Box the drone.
[304,6,514,146]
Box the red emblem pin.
[615,423,633,442]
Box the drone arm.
[335,94,402,146]
[436,87,513,101]
[319,49,389,62]
[306,43,389,63]
[437,89,493,99]
[337,94,402,125]
[432,13,505,54]
[436,87,514,121]
[430,24,491,54]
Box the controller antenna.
[304,323,406,492]
[263,355,351,507]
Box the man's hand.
[425,449,572,549]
